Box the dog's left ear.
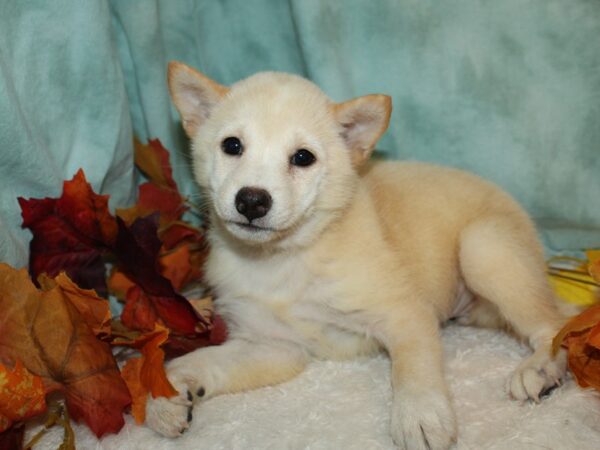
[334,94,392,166]
[168,61,229,138]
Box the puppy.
[146,62,567,449]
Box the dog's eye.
[221,137,243,156]
[290,149,316,167]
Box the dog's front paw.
[509,347,567,402]
[391,389,456,450]
[145,377,203,437]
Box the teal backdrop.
[1,0,599,268]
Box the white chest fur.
[205,241,380,359]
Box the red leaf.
[117,139,187,225]
[113,216,207,335]
[0,424,24,450]
[159,221,205,251]
[137,183,187,224]
[18,170,116,296]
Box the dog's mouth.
[227,221,278,233]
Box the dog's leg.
[380,305,457,450]
[459,217,567,402]
[145,339,308,437]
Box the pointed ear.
[334,94,392,166]
[167,61,229,138]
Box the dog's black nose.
[235,187,272,222]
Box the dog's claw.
[540,383,559,399]
[197,387,205,397]
[187,390,193,402]
[187,406,193,422]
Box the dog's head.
[168,62,391,249]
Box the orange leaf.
[588,250,600,284]
[119,325,177,424]
[107,270,136,301]
[139,327,178,399]
[120,358,145,425]
[564,331,600,390]
[38,272,111,337]
[552,304,600,355]
[160,245,195,291]
[134,138,178,190]
[0,264,131,437]
[586,322,600,349]
[0,360,46,432]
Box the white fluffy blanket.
[28,325,600,449]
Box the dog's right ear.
[167,61,229,138]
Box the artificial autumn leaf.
[112,216,207,336]
[0,423,24,450]
[18,169,117,296]
[107,270,135,302]
[563,331,600,390]
[553,303,600,391]
[0,264,131,437]
[552,304,600,355]
[38,273,111,337]
[137,183,187,224]
[119,325,177,424]
[134,138,178,190]
[120,359,146,426]
[117,139,187,225]
[159,221,206,251]
[117,183,187,226]
[111,243,203,299]
[160,244,198,291]
[0,361,46,432]
[588,250,600,283]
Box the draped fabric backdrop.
[1,0,599,268]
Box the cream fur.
[146,62,568,450]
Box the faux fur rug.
[27,325,600,449]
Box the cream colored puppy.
[145,62,567,450]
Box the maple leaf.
[160,244,201,292]
[159,221,206,251]
[588,250,600,284]
[112,215,207,336]
[18,169,117,296]
[118,325,177,424]
[0,361,46,432]
[117,139,187,225]
[553,304,600,391]
[0,424,24,450]
[0,264,131,437]
[38,273,112,337]
[134,138,179,190]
